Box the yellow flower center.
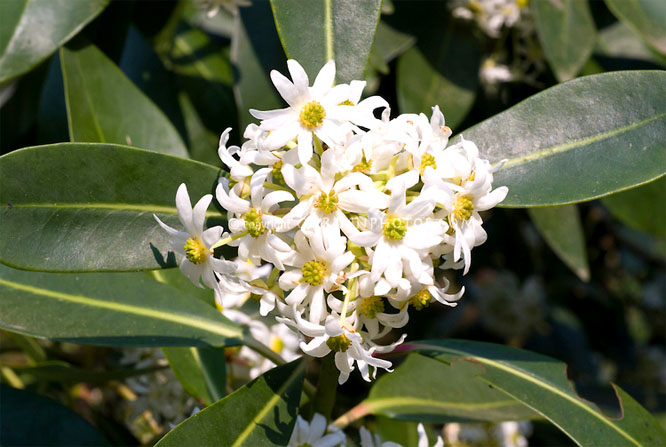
[326,333,352,352]
[359,296,385,319]
[299,101,326,129]
[419,153,437,175]
[383,217,407,241]
[183,237,208,264]
[243,208,265,237]
[353,154,373,173]
[453,195,474,221]
[302,260,326,286]
[271,160,285,185]
[338,99,354,106]
[314,190,339,214]
[410,289,432,311]
[270,337,285,354]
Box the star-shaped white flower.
[154,183,236,289]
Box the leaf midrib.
[500,111,666,169]
[0,277,242,339]
[419,344,641,446]
[365,396,521,413]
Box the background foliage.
[0,0,664,445]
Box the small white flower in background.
[154,183,236,290]
[359,426,401,447]
[443,421,532,447]
[288,413,346,447]
[156,58,507,384]
[452,0,528,38]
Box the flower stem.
[210,231,248,250]
[339,263,359,325]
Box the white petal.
[311,60,336,97]
[202,226,223,247]
[175,184,193,233]
[191,194,212,236]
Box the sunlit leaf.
[0,263,242,347]
[60,39,188,157]
[270,0,382,82]
[0,143,222,272]
[604,0,666,55]
[403,339,666,446]
[0,0,109,84]
[156,359,305,447]
[459,71,666,206]
[532,0,596,82]
[341,354,538,424]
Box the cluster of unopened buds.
[155,59,507,384]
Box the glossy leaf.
[0,0,109,84]
[0,263,243,347]
[60,39,188,157]
[605,0,666,55]
[0,143,222,272]
[404,339,666,446]
[458,71,666,206]
[602,176,666,238]
[345,354,538,424]
[528,205,590,281]
[13,360,166,384]
[0,384,110,446]
[232,2,286,130]
[395,5,480,130]
[163,346,227,405]
[270,0,382,82]
[156,359,305,447]
[532,0,596,82]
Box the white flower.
[250,60,355,165]
[290,313,394,384]
[359,426,401,447]
[216,169,296,269]
[351,172,445,289]
[154,183,236,289]
[218,128,254,183]
[288,413,346,447]
[417,423,444,447]
[279,231,354,323]
[282,149,389,243]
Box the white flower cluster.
[155,59,507,384]
[452,0,528,38]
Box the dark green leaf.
[156,359,305,447]
[528,205,590,281]
[459,71,666,206]
[532,0,596,82]
[375,416,419,447]
[169,26,237,164]
[395,6,480,130]
[405,339,666,446]
[270,0,382,83]
[604,0,666,55]
[602,176,666,238]
[119,25,188,145]
[163,346,227,405]
[60,39,188,157]
[0,0,109,84]
[233,2,286,130]
[0,143,222,272]
[37,53,69,144]
[358,354,538,423]
[0,263,243,346]
[0,383,110,446]
[14,360,166,384]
